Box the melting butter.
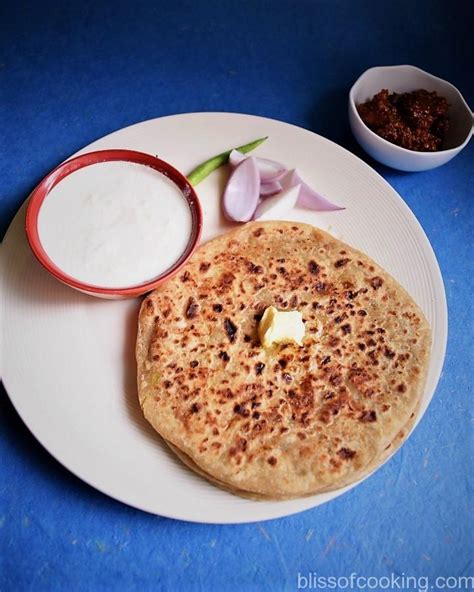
[258,306,305,349]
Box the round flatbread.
[136,221,431,498]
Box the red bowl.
[26,149,203,299]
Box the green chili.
[187,136,268,186]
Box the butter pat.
[258,306,305,349]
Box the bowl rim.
[25,149,203,296]
[349,64,473,157]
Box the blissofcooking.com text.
[296,572,474,592]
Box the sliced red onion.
[254,185,301,220]
[223,156,260,222]
[260,180,282,197]
[256,158,287,183]
[229,150,287,183]
[288,170,344,211]
[228,149,247,167]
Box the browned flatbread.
[164,398,420,500]
[136,221,431,499]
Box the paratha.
[164,399,420,500]
[136,221,431,498]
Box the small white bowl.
[349,65,473,171]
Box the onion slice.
[228,149,247,167]
[254,185,301,221]
[229,150,287,183]
[223,156,260,222]
[260,180,282,197]
[287,170,344,211]
[256,158,287,182]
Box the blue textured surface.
[1,1,473,590]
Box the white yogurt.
[38,161,193,288]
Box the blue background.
[1,1,473,590]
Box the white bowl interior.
[352,66,472,150]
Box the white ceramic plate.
[1,113,447,524]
